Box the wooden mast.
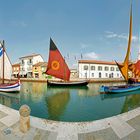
[2,40,5,84]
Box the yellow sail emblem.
[51,60,60,70]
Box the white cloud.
[84,52,99,59]
[105,31,138,42]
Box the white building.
[19,54,44,78]
[78,60,122,79]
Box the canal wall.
[10,78,125,83]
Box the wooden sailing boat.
[100,4,140,93]
[46,38,88,87]
[0,40,20,93]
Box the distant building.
[78,60,122,79]
[32,62,47,79]
[70,69,78,79]
[19,54,44,78]
[12,63,20,78]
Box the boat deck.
[0,104,140,139]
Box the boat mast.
[2,40,5,84]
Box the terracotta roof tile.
[78,60,119,65]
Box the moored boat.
[99,4,140,94]
[0,41,21,93]
[0,80,20,93]
[47,80,88,87]
[100,84,140,94]
[46,38,89,87]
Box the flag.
[0,47,3,57]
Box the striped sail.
[0,43,12,80]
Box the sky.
[0,0,140,68]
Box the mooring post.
[19,105,31,133]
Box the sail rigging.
[0,41,12,82]
[115,4,132,81]
[46,38,70,81]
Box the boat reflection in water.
[45,87,70,120]
[0,92,20,108]
[100,90,140,113]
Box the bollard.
[19,105,31,133]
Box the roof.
[12,63,20,67]
[19,54,41,59]
[33,62,47,67]
[78,60,118,65]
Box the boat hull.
[47,80,88,87]
[0,81,21,93]
[99,84,140,94]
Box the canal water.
[0,82,140,122]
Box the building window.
[111,73,114,78]
[92,73,94,77]
[117,73,119,77]
[84,65,88,70]
[99,72,102,78]
[85,73,87,78]
[98,66,102,71]
[22,60,24,64]
[29,59,32,63]
[116,67,119,71]
[110,67,114,71]
[91,66,95,70]
[104,66,109,71]
[105,73,108,77]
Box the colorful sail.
[46,38,70,81]
[0,41,12,81]
[129,60,140,77]
[115,4,132,81]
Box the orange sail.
[115,5,132,81]
[129,60,140,77]
[46,38,70,81]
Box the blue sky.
[0,0,140,68]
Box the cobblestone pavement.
[0,104,140,140]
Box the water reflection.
[0,92,20,107]
[0,82,140,121]
[46,87,70,120]
[100,89,140,114]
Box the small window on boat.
[110,67,114,71]
[91,66,95,70]
[98,66,102,71]
[84,65,88,70]
[104,66,109,71]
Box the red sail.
[46,38,70,81]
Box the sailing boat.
[0,40,20,93]
[100,4,140,93]
[46,38,89,87]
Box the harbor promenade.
[0,104,140,140]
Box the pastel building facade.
[12,63,20,78]
[32,62,47,79]
[78,60,122,79]
[19,54,44,78]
